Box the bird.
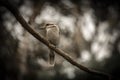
[44,23,60,66]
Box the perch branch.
[1,0,111,80]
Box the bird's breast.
[46,29,59,45]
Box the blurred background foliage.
[0,0,120,80]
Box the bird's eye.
[52,26,56,27]
[46,23,54,26]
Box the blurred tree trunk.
[0,21,19,80]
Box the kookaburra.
[44,23,60,66]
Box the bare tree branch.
[0,0,112,80]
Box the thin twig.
[0,0,112,80]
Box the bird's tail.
[49,49,55,65]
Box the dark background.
[0,0,120,80]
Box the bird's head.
[39,23,56,30]
[45,23,56,29]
